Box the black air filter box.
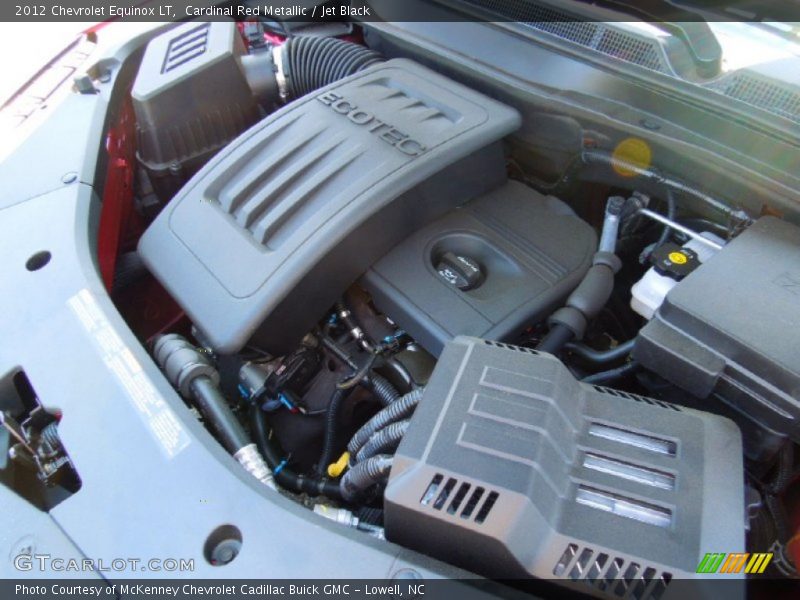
[132,22,261,199]
[138,59,520,354]
[385,337,744,595]
[633,216,800,461]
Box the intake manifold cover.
[139,58,520,353]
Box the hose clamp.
[272,44,290,104]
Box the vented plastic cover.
[132,21,260,199]
[385,337,744,595]
[711,60,800,126]
[138,59,520,353]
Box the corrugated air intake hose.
[280,36,383,100]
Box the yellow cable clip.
[327,451,350,479]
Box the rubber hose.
[113,251,148,293]
[340,454,393,503]
[321,334,399,403]
[766,493,791,544]
[334,298,402,401]
[536,324,575,355]
[317,387,351,475]
[190,377,251,454]
[581,361,640,385]
[766,444,795,495]
[337,353,376,390]
[320,334,358,370]
[367,373,400,407]
[347,388,424,457]
[582,149,742,220]
[655,188,677,249]
[384,357,415,393]
[38,422,61,454]
[282,37,383,99]
[251,406,342,498]
[565,339,635,365]
[355,420,409,464]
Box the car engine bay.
[132,19,800,591]
[5,16,800,598]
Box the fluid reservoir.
[630,233,724,319]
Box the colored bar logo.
[696,552,772,574]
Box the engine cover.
[633,216,800,462]
[362,180,596,356]
[138,58,520,354]
[385,337,744,596]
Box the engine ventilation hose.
[278,36,383,101]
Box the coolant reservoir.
[631,233,725,319]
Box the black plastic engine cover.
[138,58,520,354]
[362,180,596,355]
[634,216,800,461]
[385,337,744,595]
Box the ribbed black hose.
[565,339,635,365]
[282,37,383,99]
[367,373,400,407]
[39,422,59,446]
[355,420,409,464]
[347,388,424,457]
[766,444,795,495]
[317,387,351,476]
[112,251,148,293]
[581,360,640,385]
[251,406,342,498]
[536,324,575,355]
[340,454,393,503]
[766,493,791,544]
